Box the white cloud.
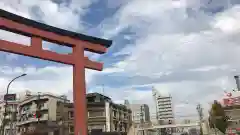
[0,0,31,18]
[2,0,240,121]
[0,65,97,98]
[1,0,94,31]
[95,0,240,119]
[213,6,240,33]
[0,0,95,60]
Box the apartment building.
[86,93,132,133]
[152,87,175,125]
[222,91,240,129]
[130,104,150,125]
[53,93,132,134]
[0,100,19,135]
[0,91,132,135]
[223,104,240,129]
[16,93,69,135]
[55,102,74,135]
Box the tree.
[208,100,228,133]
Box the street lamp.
[6,73,27,95]
[1,73,27,135]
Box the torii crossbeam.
[0,9,112,135]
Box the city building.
[16,92,70,135]
[152,87,175,125]
[0,91,132,135]
[56,102,74,135]
[150,113,158,125]
[222,90,240,129]
[86,93,132,133]
[130,104,150,124]
[0,98,19,135]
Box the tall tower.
[152,87,174,125]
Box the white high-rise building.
[152,87,175,125]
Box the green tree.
[208,100,228,133]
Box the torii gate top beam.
[0,9,112,54]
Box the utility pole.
[196,103,204,135]
[36,92,41,123]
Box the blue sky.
[1,0,240,120]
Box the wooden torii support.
[0,9,112,135]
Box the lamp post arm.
[6,74,26,94]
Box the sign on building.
[4,94,16,101]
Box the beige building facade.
[0,92,132,135]
[86,93,132,133]
[16,93,69,135]
[130,104,150,125]
[224,105,240,129]
[0,100,19,135]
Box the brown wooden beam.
[31,37,42,50]
[0,39,73,64]
[84,57,103,71]
[0,18,107,54]
[0,40,103,70]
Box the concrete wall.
[48,97,57,121]
[225,108,240,128]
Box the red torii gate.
[0,9,112,135]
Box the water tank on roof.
[124,100,130,108]
[25,90,32,96]
[60,95,67,99]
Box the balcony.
[16,113,49,126]
[124,115,129,121]
[88,111,105,118]
[228,116,240,121]
[5,106,17,113]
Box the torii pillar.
[0,9,112,135]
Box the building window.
[23,106,29,111]
[69,125,74,133]
[95,96,101,102]
[124,113,127,119]
[113,111,117,117]
[69,111,74,118]
[114,122,118,131]
[39,103,44,109]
